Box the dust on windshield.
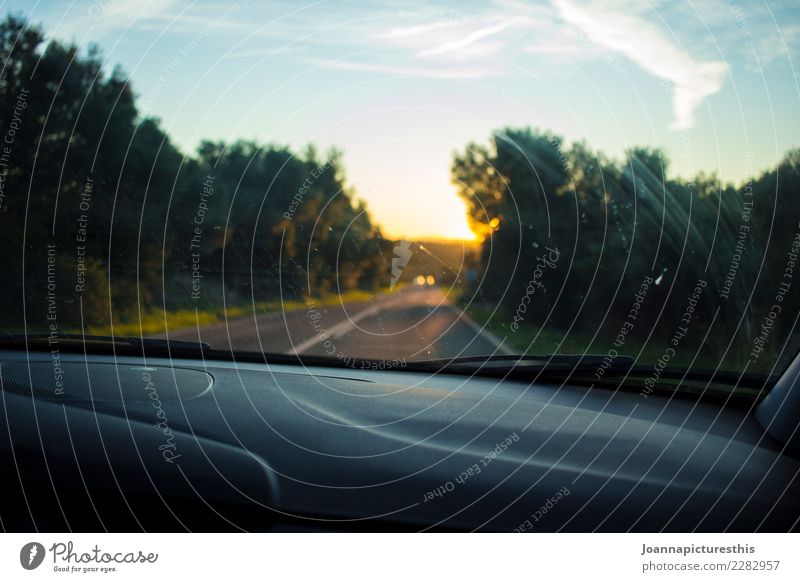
[1,3,799,382]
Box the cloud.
[750,23,800,71]
[553,0,728,130]
[312,58,499,79]
[378,9,539,65]
[63,0,257,40]
[84,0,183,35]
[417,20,513,58]
[382,21,460,40]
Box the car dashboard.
[1,349,798,532]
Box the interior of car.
[2,338,798,532]
[1,0,799,534]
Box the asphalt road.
[162,286,512,361]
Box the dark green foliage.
[454,127,800,374]
[0,15,387,333]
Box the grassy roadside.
[88,285,403,337]
[466,304,733,372]
[465,305,593,355]
[465,304,686,364]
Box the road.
[162,286,512,361]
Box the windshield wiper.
[411,353,634,376]
[408,353,770,397]
[0,333,209,351]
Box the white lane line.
[288,293,411,355]
[455,308,516,355]
[289,288,515,356]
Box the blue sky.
[5,0,800,239]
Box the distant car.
[414,275,436,285]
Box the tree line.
[453,127,800,374]
[0,15,390,334]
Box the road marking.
[287,292,411,355]
[455,309,516,355]
[290,288,516,357]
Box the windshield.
[1,1,799,387]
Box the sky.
[4,0,800,239]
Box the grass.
[89,309,220,337]
[86,285,401,337]
[465,303,694,364]
[465,303,771,378]
[466,304,593,355]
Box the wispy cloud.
[312,58,499,79]
[750,22,800,71]
[417,20,513,57]
[382,20,459,40]
[60,0,255,39]
[553,0,728,130]
[83,0,183,35]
